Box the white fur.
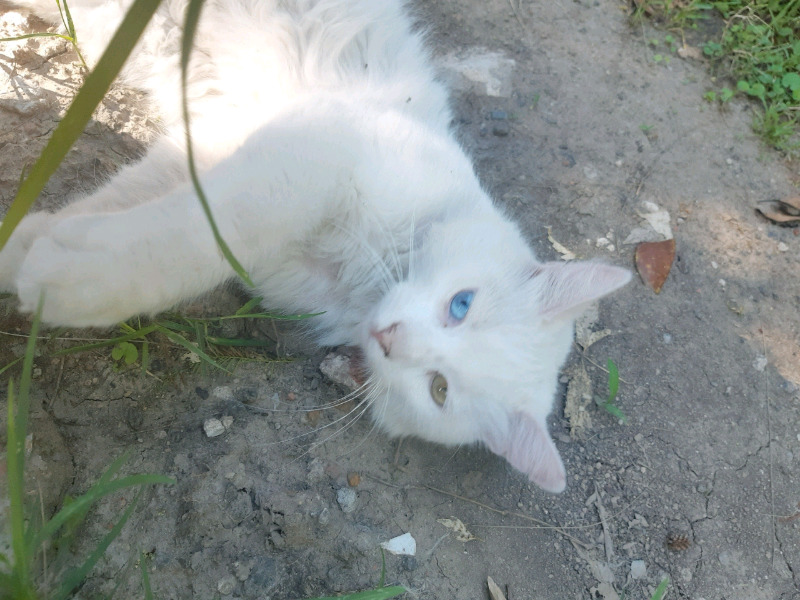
[0,0,631,492]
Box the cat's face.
[360,213,630,493]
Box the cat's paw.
[15,215,141,326]
[0,212,54,293]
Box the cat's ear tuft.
[528,261,631,320]
[484,412,566,493]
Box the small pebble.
[337,487,357,513]
[221,415,234,429]
[630,560,647,580]
[203,418,226,438]
[490,109,507,120]
[492,122,510,136]
[347,472,361,487]
[217,575,237,595]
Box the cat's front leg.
[15,195,236,326]
[0,212,56,293]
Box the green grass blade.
[216,312,322,321]
[15,293,44,452]
[0,357,22,377]
[153,324,230,373]
[307,587,406,600]
[141,551,154,600]
[29,473,174,556]
[603,403,628,424]
[204,336,272,347]
[0,0,164,252]
[155,318,195,333]
[52,491,144,600]
[4,296,44,595]
[6,380,31,590]
[650,577,669,600]
[235,296,263,315]
[52,324,160,356]
[180,0,254,287]
[0,32,76,43]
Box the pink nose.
[371,322,398,357]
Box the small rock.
[221,415,234,429]
[212,386,235,401]
[401,556,418,571]
[320,352,359,390]
[630,560,647,580]
[492,121,510,136]
[203,418,226,438]
[347,472,361,487]
[718,550,732,567]
[235,560,253,581]
[217,575,237,595]
[778,242,789,252]
[490,109,507,120]
[753,355,768,372]
[380,532,417,556]
[195,387,209,399]
[336,487,357,513]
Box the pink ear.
[484,412,566,493]
[531,261,631,320]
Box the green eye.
[430,372,447,406]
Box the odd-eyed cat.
[0,0,630,492]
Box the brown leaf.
[635,239,675,294]
[756,197,800,225]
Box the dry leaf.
[677,45,704,60]
[546,226,576,260]
[487,576,507,600]
[666,532,691,551]
[756,197,800,226]
[636,201,673,240]
[437,517,477,542]
[564,364,592,438]
[635,239,675,294]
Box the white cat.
[0,0,630,492]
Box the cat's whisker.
[406,215,416,282]
[306,394,373,453]
[365,211,404,285]
[288,384,381,461]
[234,380,370,413]
[330,221,395,292]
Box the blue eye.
[448,290,475,322]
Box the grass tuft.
[1,297,174,599]
[633,0,800,153]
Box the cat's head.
[361,210,630,493]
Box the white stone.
[630,559,647,580]
[203,418,225,438]
[380,532,417,556]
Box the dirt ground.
[1,0,800,598]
